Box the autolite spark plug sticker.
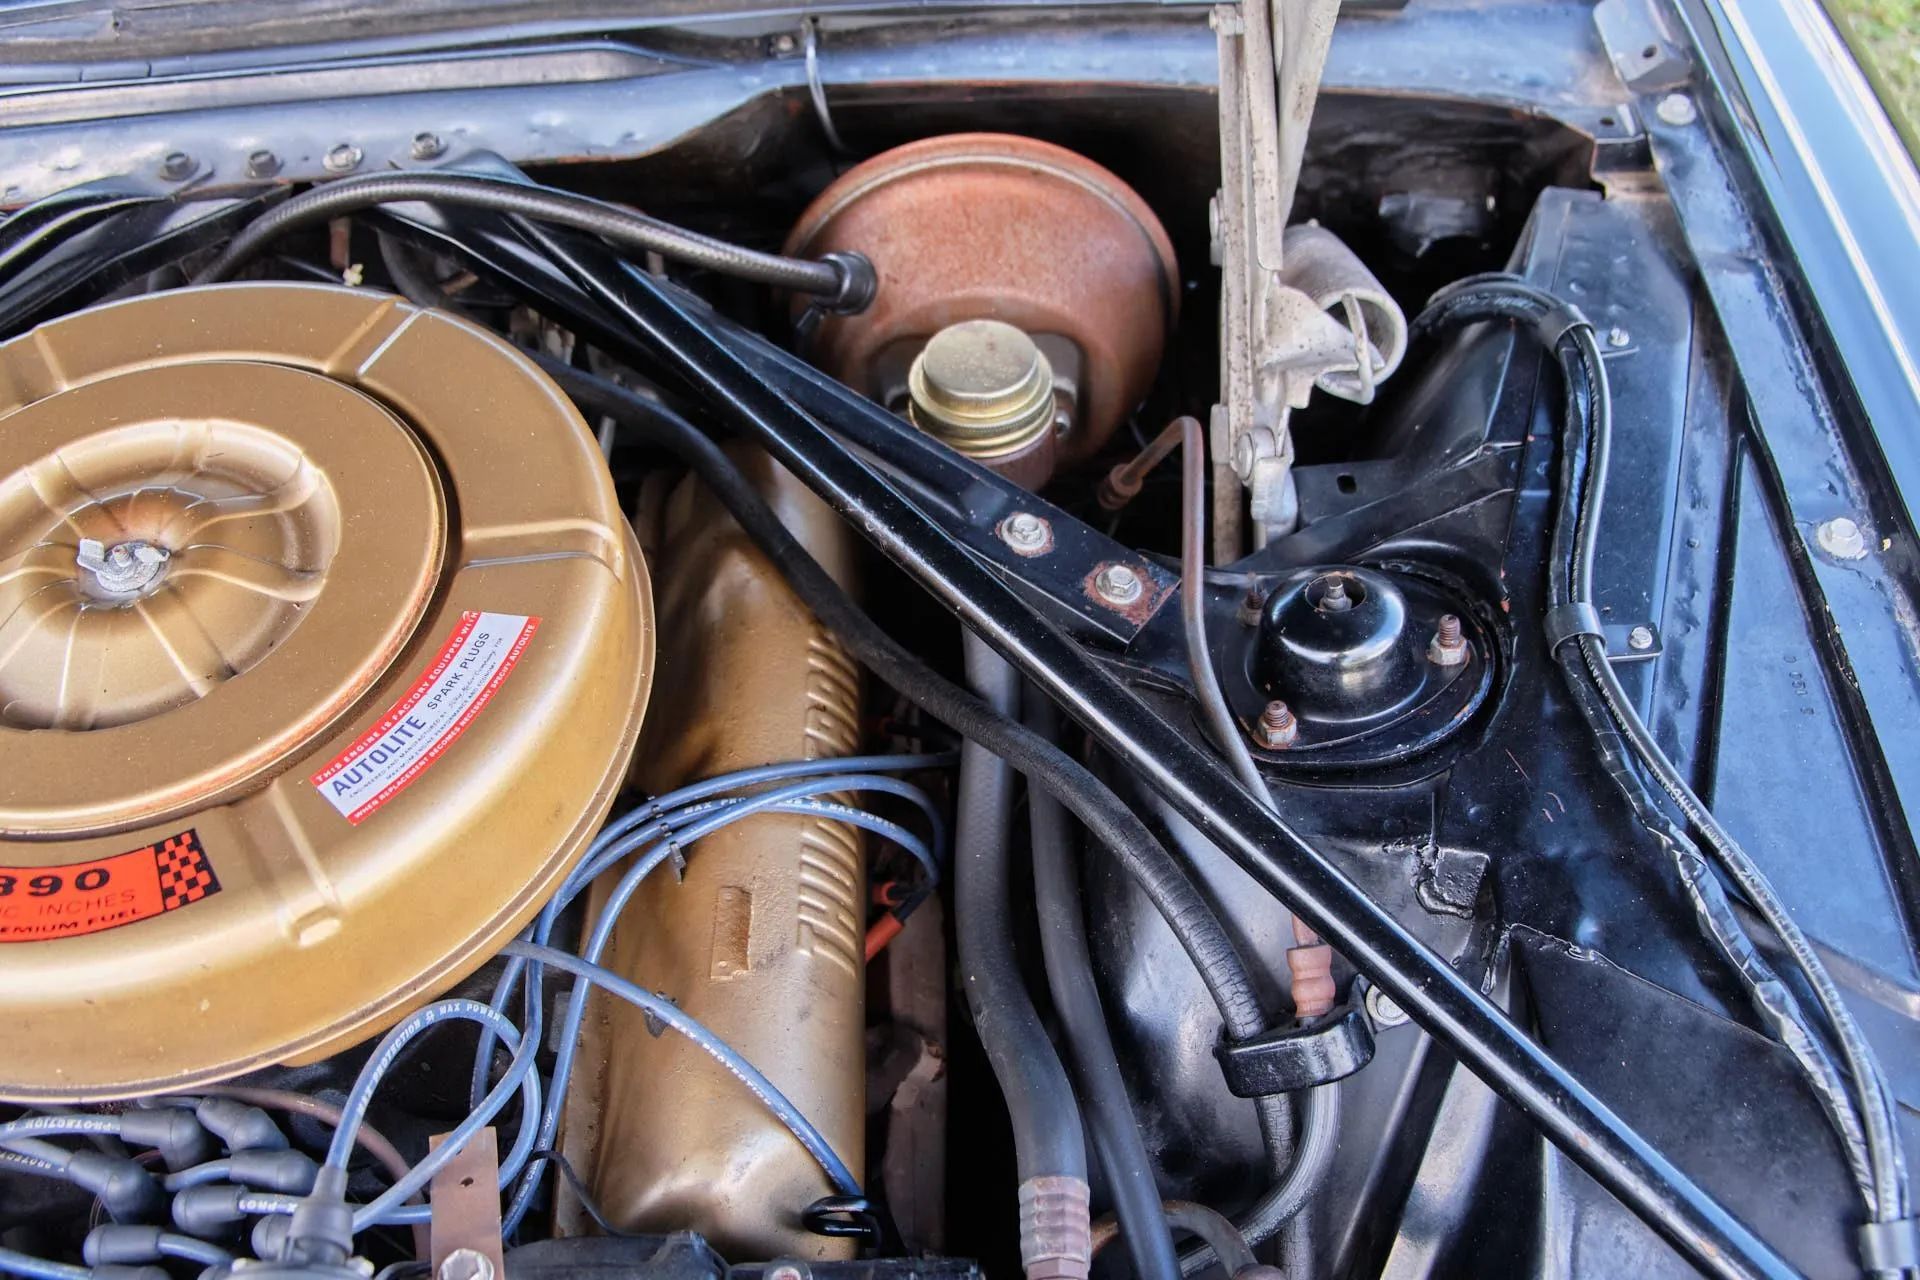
[311,611,540,825]
[0,830,220,942]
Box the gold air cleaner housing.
[0,284,653,1101]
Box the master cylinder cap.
[0,284,654,1101]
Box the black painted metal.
[0,176,274,339]
[516,240,1797,1280]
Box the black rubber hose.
[190,173,874,309]
[1026,689,1181,1280]
[1417,277,1907,1245]
[958,636,1089,1188]
[531,354,1269,1039]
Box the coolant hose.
[957,633,1093,1280]
[1026,690,1180,1280]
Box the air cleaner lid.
[0,285,654,1101]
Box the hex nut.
[1253,700,1299,750]
[324,144,364,173]
[1427,613,1469,667]
[244,150,280,179]
[159,152,195,181]
[410,132,447,161]
[1627,625,1655,651]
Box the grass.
[1826,0,1920,148]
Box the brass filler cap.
[907,319,1056,459]
[0,284,654,1101]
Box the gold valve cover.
[0,284,654,1101]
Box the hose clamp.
[1860,1217,1920,1271]
[1534,300,1593,350]
[1214,1000,1376,1097]
[802,1194,884,1249]
[1543,601,1604,653]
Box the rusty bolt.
[1254,700,1298,750]
[1093,563,1144,606]
[1428,614,1468,666]
[1238,583,1267,627]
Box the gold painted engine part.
[561,447,864,1261]
[0,284,653,1101]
[783,133,1179,485]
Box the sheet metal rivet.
[324,144,364,173]
[244,150,280,179]
[159,152,194,181]
[1255,700,1299,750]
[411,132,446,161]
[1628,625,1655,651]
[997,511,1052,555]
[1366,985,1409,1028]
[1816,516,1868,560]
[1655,93,1697,127]
[1094,563,1144,606]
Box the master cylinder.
[560,448,865,1261]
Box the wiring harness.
[0,755,948,1278]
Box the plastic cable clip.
[1213,1001,1376,1098]
[1542,602,1604,653]
[1859,1217,1920,1271]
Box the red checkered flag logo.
[155,831,220,911]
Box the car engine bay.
[0,1,1917,1278]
